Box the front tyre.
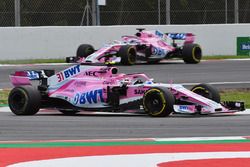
[76,44,95,58]
[143,87,175,117]
[118,45,137,65]
[191,83,220,103]
[8,86,41,115]
[183,43,202,64]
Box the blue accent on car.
[75,89,104,105]
[152,47,165,56]
[155,30,164,38]
[179,105,189,111]
[167,33,186,40]
[26,71,40,80]
[64,64,80,79]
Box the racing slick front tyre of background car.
[182,43,202,64]
[191,83,221,103]
[8,85,41,115]
[118,45,137,65]
[76,44,95,58]
[143,87,175,117]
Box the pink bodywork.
[9,64,240,114]
[46,65,152,108]
[9,71,32,86]
[79,30,195,64]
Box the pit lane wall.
[0,24,249,60]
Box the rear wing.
[166,33,194,41]
[9,70,54,86]
[154,30,195,44]
[165,33,195,44]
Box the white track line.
[154,136,247,142]
[0,136,248,144]
[180,81,250,86]
[226,58,250,61]
[1,106,250,116]
[9,152,250,167]
[1,58,250,67]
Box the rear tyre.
[59,110,80,115]
[8,86,41,115]
[183,43,202,64]
[76,44,95,58]
[143,87,175,117]
[118,45,137,65]
[191,83,220,103]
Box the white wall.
[0,24,250,60]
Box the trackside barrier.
[0,24,250,60]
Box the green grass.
[220,89,250,108]
[0,56,249,64]
[0,59,65,64]
[1,89,250,108]
[203,55,250,60]
[0,89,9,105]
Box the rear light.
[14,71,28,77]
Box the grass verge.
[0,89,9,105]
[0,59,65,64]
[203,55,250,60]
[220,89,250,108]
[1,89,250,108]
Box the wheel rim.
[192,87,211,99]
[144,90,166,115]
[10,91,26,110]
[192,46,202,62]
[128,48,136,64]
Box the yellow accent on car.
[127,47,135,65]
[143,88,166,116]
[192,86,209,94]
[105,61,116,65]
[192,46,201,63]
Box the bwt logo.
[74,89,104,105]
[241,43,250,50]
[179,105,189,111]
[152,47,165,56]
[57,65,80,82]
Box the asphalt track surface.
[1,110,250,141]
[0,59,250,141]
[1,59,250,89]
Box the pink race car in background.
[8,64,244,117]
[66,29,202,65]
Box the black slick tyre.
[8,85,41,115]
[118,45,137,65]
[143,87,175,117]
[183,43,202,64]
[191,83,220,103]
[76,44,95,58]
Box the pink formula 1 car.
[8,64,244,117]
[66,29,202,65]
